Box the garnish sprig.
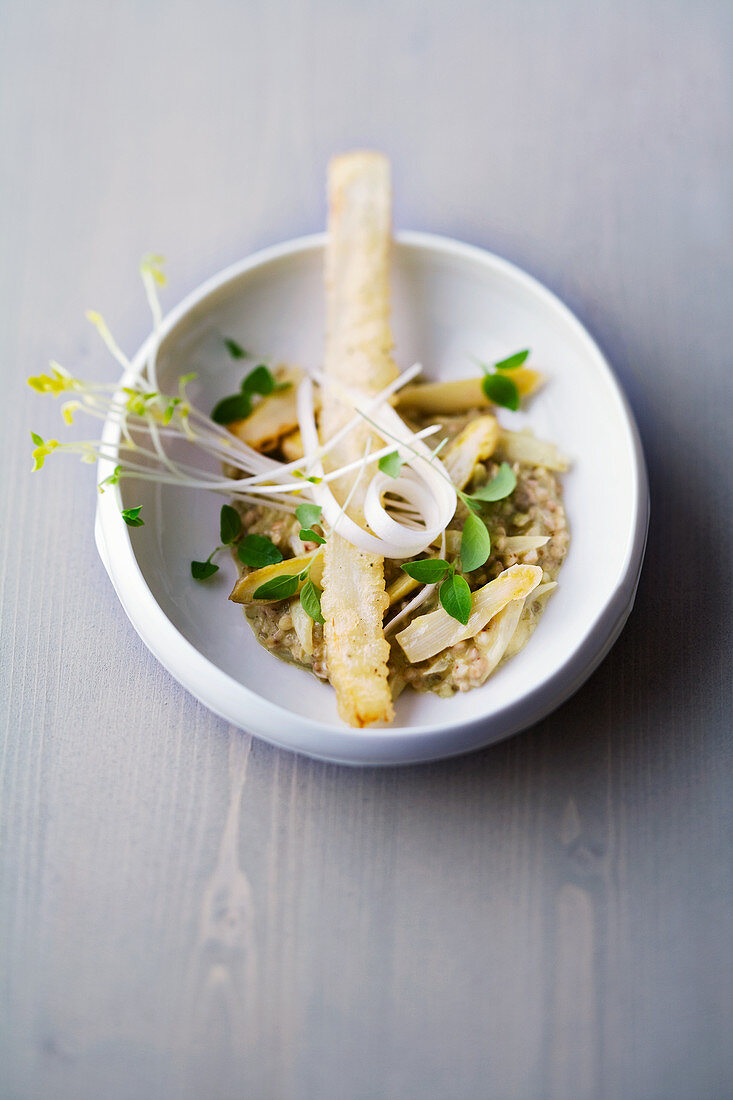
[246,504,327,623]
[191,504,243,580]
[474,348,530,411]
[395,463,517,625]
[400,558,472,626]
[211,352,291,425]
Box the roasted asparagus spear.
[319,151,398,727]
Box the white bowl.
[95,232,648,766]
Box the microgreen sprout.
[98,465,122,493]
[473,349,530,411]
[30,432,59,471]
[293,470,323,484]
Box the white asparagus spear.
[319,151,398,727]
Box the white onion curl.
[296,370,457,559]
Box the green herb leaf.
[253,572,301,600]
[191,559,219,580]
[30,431,44,446]
[162,397,180,424]
[121,505,144,527]
[211,392,251,424]
[295,502,322,528]
[439,571,472,625]
[460,511,491,572]
[224,337,247,359]
[242,364,275,397]
[401,558,451,583]
[299,528,326,545]
[220,504,242,545]
[98,464,122,492]
[482,373,520,411]
[494,349,530,371]
[469,462,517,502]
[237,534,284,568]
[378,450,404,478]
[300,579,325,623]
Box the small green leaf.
[460,511,491,572]
[401,558,451,583]
[191,559,219,580]
[162,398,180,424]
[98,464,122,492]
[121,506,144,527]
[482,373,520,411]
[220,504,242,545]
[253,572,301,600]
[211,392,251,424]
[300,579,325,623]
[378,450,404,478]
[237,534,284,568]
[299,528,326,545]
[242,364,275,396]
[469,462,517,503]
[30,431,44,446]
[439,571,472,625]
[296,502,322,528]
[224,337,247,359]
[494,349,530,371]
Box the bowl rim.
[95,230,649,765]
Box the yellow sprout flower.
[61,400,82,425]
[85,311,131,371]
[140,253,167,287]
[27,363,75,395]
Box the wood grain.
[2,1,732,1097]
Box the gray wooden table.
[2,2,732,1098]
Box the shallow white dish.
[95,232,648,766]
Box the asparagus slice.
[320,152,398,727]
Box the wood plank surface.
[1,1,732,1098]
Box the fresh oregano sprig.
[401,558,473,626]
[252,561,325,623]
[474,348,530,411]
[399,469,515,625]
[459,462,517,514]
[121,505,145,528]
[190,503,243,580]
[211,353,291,425]
[250,502,326,623]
